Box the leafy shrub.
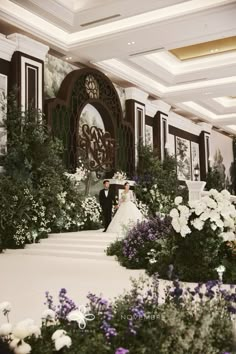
[134,145,187,215]
[0,278,235,354]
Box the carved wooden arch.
[45,68,134,173]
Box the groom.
[99,180,117,232]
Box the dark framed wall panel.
[10,51,44,110]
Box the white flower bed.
[170,189,236,241]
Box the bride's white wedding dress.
[106,190,145,237]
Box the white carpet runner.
[5,230,119,262]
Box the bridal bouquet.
[112,170,127,181]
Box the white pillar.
[186,180,206,201]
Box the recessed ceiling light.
[128,41,135,45]
[69,56,72,60]
[210,48,219,53]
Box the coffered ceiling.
[0,0,236,135]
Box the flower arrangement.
[170,189,236,241]
[165,189,236,282]
[135,199,149,218]
[112,170,127,181]
[80,196,102,230]
[107,216,172,269]
[64,162,88,184]
[0,278,235,354]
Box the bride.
[106,182,145,236]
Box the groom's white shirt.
[104,189,108,197]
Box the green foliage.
[230,138,236,194]
[134,144,187,215]
[0,94,101,250]
[1,278,234,354]
[206,149,226,191]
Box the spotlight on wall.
[194,164,200,181]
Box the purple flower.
[115,348,129,354]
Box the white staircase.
[5,230,119,262]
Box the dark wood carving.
[78,124,115,171]
[45,68,134,175]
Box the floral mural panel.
[191,142,200,179]
[176,136,191,181]
[78,104,106,196]
[0,127,7,156]
[0,74,7,125]
[145,125,153,148]
[44,54,78,98]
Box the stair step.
[5,249,115,262]
[26,243,107,253]
[40,238,112,246]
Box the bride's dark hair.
[124,182,129,186]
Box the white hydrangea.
[170,189,236,240]
[192,218,204,231]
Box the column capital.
[7,33,49,61]
[151,99,171,115]
[125,87,148,104]
[0,34,16,61]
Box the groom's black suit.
[99,188,116,231]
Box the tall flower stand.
[185,180,206,201]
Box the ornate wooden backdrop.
[45,68,134,177]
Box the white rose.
[55,335,72,351]
[0,301,11,313]
[0,323,12,336]
[174,196,183,206]
[14,341,31,354]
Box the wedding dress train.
[106,190,145,237]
